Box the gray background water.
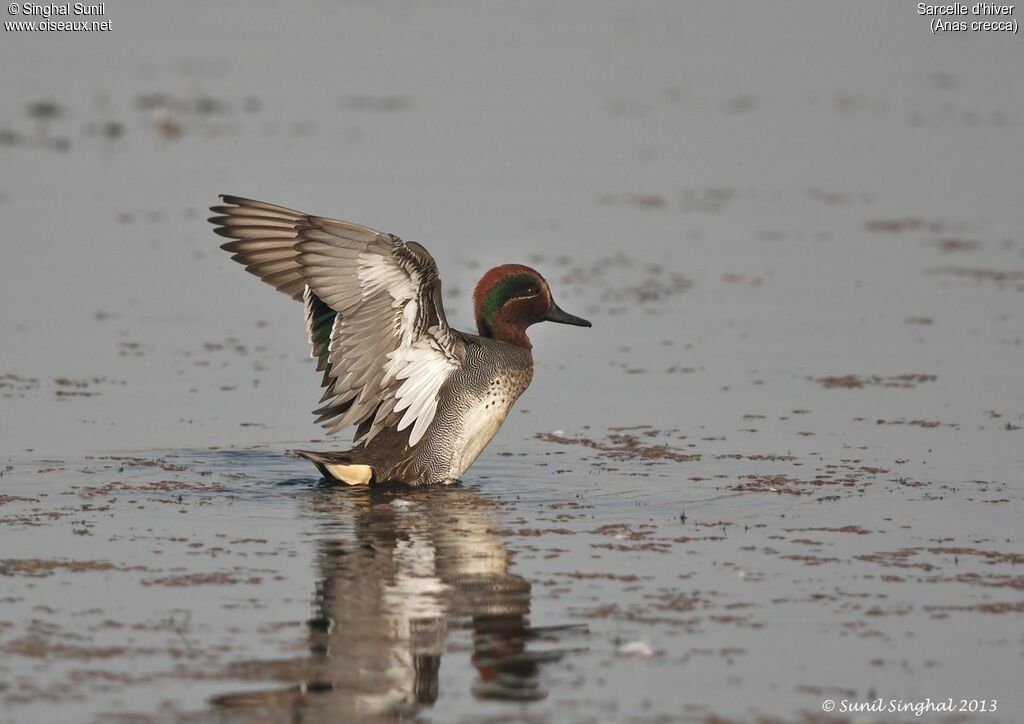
[1,2,1022,722]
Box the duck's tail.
[294,450,376,486]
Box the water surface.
[1,2,1022,722]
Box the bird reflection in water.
[213,484,583,720]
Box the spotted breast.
[440,339,534,480]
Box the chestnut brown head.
[472,264,591,348]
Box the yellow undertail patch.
[325,463,374,486]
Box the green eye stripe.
[483,275,538,325]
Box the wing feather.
[209,195,462,445]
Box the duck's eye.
[511,285,538,299]
[505,276,541,299]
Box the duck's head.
[473,264,591,348]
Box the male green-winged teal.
[209,196,591,485]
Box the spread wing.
[209,195,463,445]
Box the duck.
[208,195,591,485]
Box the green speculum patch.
[308,295,337,375]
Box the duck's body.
[209,195,589,486]
[298,334,532,485]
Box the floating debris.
[814,374,937,389]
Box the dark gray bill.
[544,300,592,327]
